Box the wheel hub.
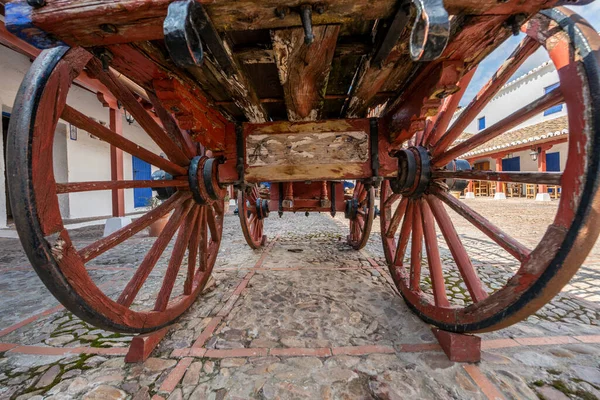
[390,146,431,198]
[256,197,270,219]
[189,156,227,205]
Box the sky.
[459,3,600,106]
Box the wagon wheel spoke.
[56,180,189,194]
[393,200,414,267]
[420,200,450,307]
[147,91,196,159]
[431,36,541,155]
[117,199,195,308]
[432,88,564,167]
[199,208,209,272]
[386,198,408,238]
[61,105,187,176]
[425,67,477,147]
[184,208,204,295]
[206,204,221,243]
[154,206,200,311]
[86,58,190,166]
[384,193,401,209]
[79,192,189,263]
[431,186,531,262]
[409,200,424,291]
[431,171,562,186]
[426,195,488,303]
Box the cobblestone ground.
[0,198,599,400]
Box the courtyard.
[0,198,598,399]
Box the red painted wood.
[155,206,200,312]
[432,37,541,155]
[410,200,423,291]
[495,157,504,194]
[426,195,488,303]
[147,91,197,160]
[61,105,187,176]
[109,107,125,217]
[432,187,531,262]
[394,200,414,267]
[185,210,203,296]
[426,67,477,147]
[538,148,548,194]
[118,199,194,308]
[79,192,188,263]
[125,326,169,363]
[431,170,562,186]
[433,89,564,166]
[56,180,189,194]
[199,207,209,272]
[420,200,450,307]
[386,198,408,238]
[432,328,481,363]
[86,58,191,167]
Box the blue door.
[547,152,560,172]
[132,156,152,208]
[502,156,520,172]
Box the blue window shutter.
[478,117,486,130]
[132,156,153,208]
[544,83,563,116]
[547,152,560,172]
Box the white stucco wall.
[472,142,568,172]
[455,62,567,134]
[1,44,163,224]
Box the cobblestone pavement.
[0,199,599,400]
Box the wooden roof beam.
[272,25,340,121]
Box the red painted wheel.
[347,181,375,250]
[238,186,268,249]
[380,8,600,333]
[7,47,225,333]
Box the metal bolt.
[27,0,46,7]
[300,5,315,45]
[314,3,326,14]
[275,7,288,19]
[100,24,119,34]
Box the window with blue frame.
[544,83,563,116]
[502,156,520,172]
[478,116,486,131]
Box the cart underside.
[4,0,600,334]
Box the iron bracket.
[410,0,450,61]
[164,0,235,75]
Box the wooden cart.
[4,0,600,334]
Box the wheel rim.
[238,186,267,249]
[7,47,225,333]
[380,8,600,333]
[348,181,375,250]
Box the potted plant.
[147,196,169,237]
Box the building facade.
[0,24,161,229]
[452,59,568,199]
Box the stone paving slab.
[0,206,599,399]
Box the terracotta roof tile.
[457,116,568,158]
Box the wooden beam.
[7,0,560,48]
[191,4,268,123]
[272,25,340,121]
[234,43,371,64]
[110,108,125,217]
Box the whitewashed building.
[452,59,568,200]
[0,20,161,229]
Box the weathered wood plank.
[246,130,369,167]
[10,0,560,48]
[272,25,340,121]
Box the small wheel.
[380,8,600,333]
[238,186,268,249]
[347,181,375,250]
[7,47,225,333]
